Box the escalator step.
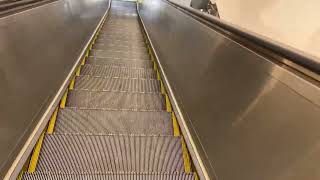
[36,134,184,173]
[100,29,142,35]
[97,37,144,44]
[86,57,152,68]
[22,172,195,180]
[80,65,155,79]
[99,31,143,37]
[95,39,146,47]
[93,42,147,51]
[98,34,144,41]
[92,44,147,54]
[90,49,150,60]
[74,76,160,93]
[55,108,172,134]
[105,25,140,30]
[66,90,165,111]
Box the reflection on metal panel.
[0,0,108,177]
[139,0,320,179]
[216,0,320,61]
[171,0,191,8]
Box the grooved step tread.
[97,37,144,44]
[93,42,147,50]
[98,34,144,41]
[22,172,195,180]
[99,31,142,37]
[66,90,165,111]
[80,65,156,79]
[36,134,184,173]
[86,57,152,68]
[105,25,140,29]
[74,76,160,93]
[95,39,146,47]
[90,49,149,60]
[55,108,172,134]
[100,29,142,35]
[90,49,149,59]
[92,43,150,53]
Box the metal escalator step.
[80,65,156,79]
[95,39,146,47]
[102,26,140,32]
[55,108,172,134]
[66,90,165,111]
[98,32,143,38]
[86,57,152,68]
[36,134,184,173]
[108,20,139,23]
[104,25,140,30]
[97,35,144,41]
[99,31,142,37]
[74,76,160,93]
[90,49,149,60]
[22,172,195,180]
[100,28,141,34]
[108,19,139,23]
[97,34,144,41]
[94,42,147,50]
[91,48,148,56]
[109,14,137,16]
[106,23,139,26]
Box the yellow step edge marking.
[60,90,68,109]
[47,107,59,134]
[153,62,157,71]
[69,76,76,90]
[81,57,86,66]
[181,138,192,173]
[85,49,90,57]
[150,55,155,62]
[194,173,199,180]
[165,94,172,112]
[160,80,165,94]
[172,112,180,136]
[75,66,81,76]
[93,36,97,43]
[17,156,31,179]
[28,132,45,173]
[156,70,161,80]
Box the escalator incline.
[22,1,195,179]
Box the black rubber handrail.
[165,0,320,75]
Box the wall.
[216,0,320,61]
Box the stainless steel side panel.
[0,0,108,177]
[139,1,320,180]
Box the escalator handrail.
[164,0,320,75]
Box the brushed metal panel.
[0,0,108,177]
[139,0,320,179]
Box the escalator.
[21,0,196,179]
